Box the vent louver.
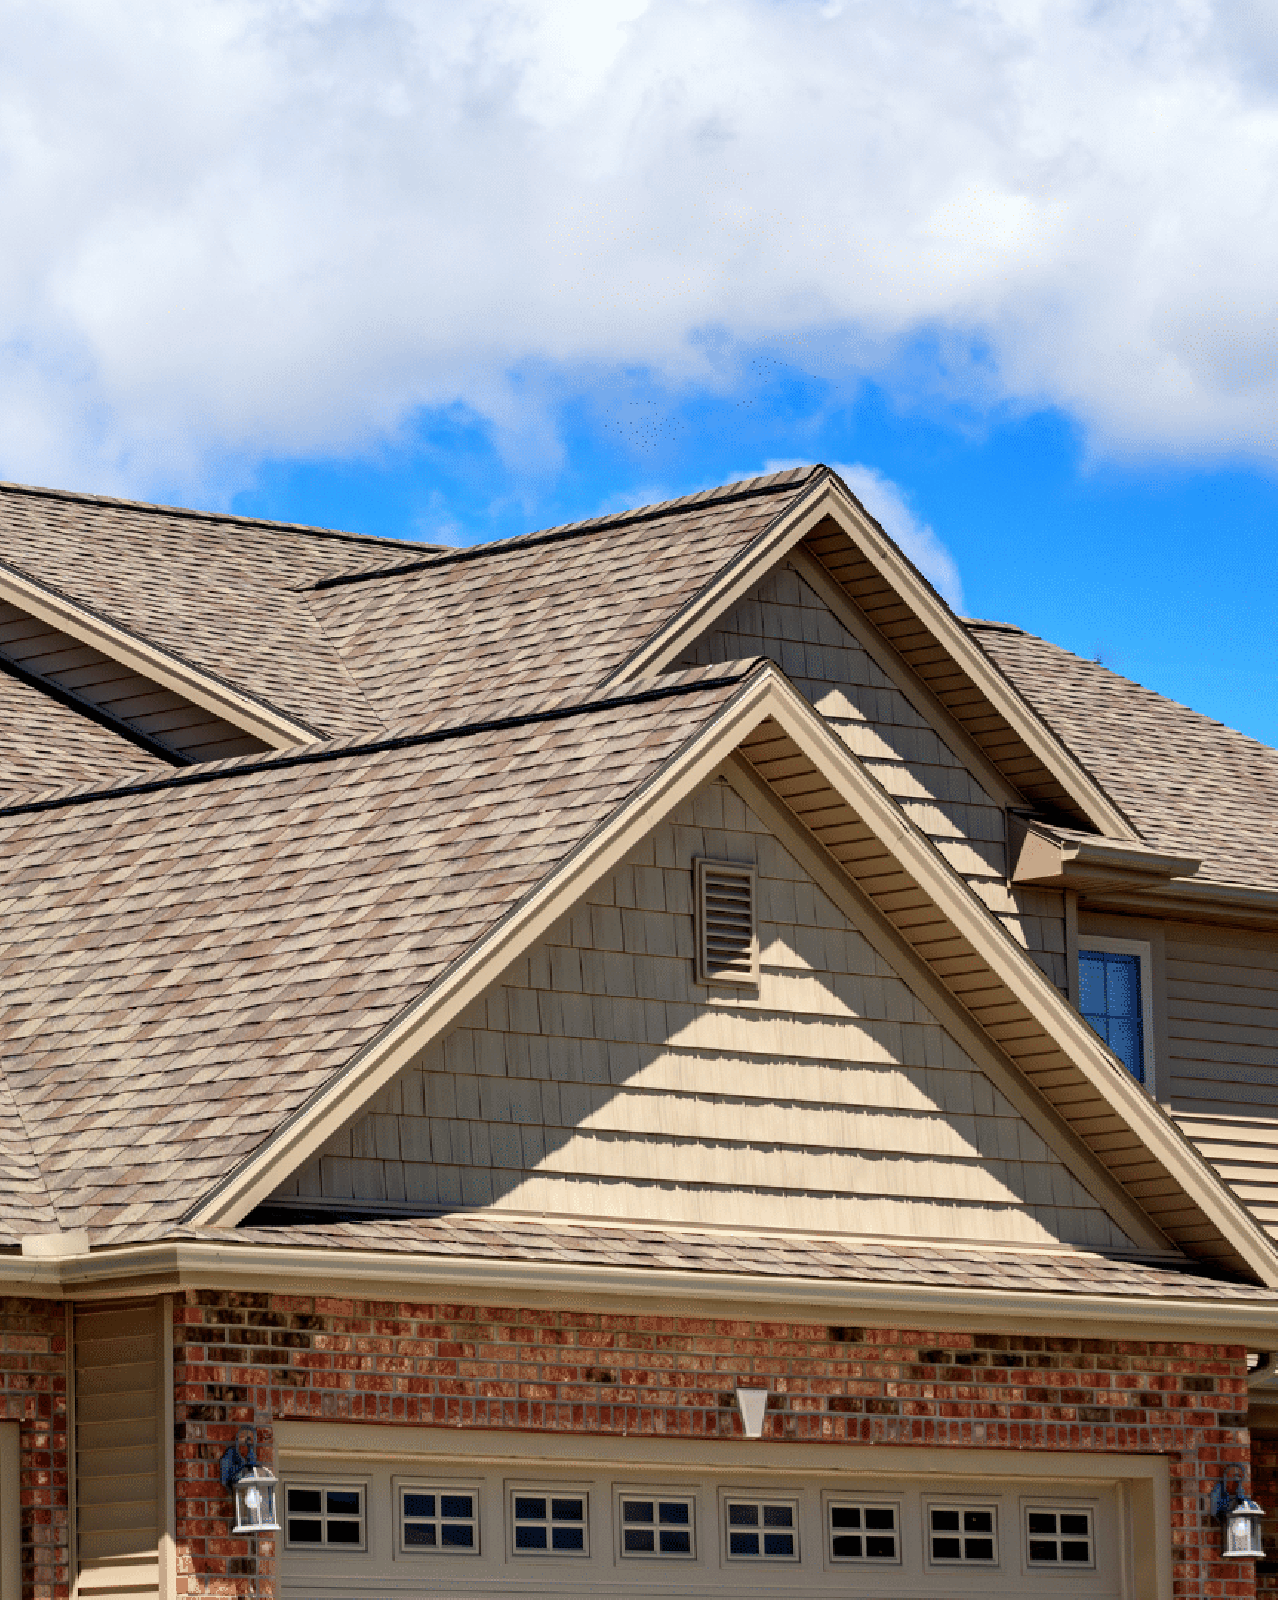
[695,859,758,987]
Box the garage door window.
[285,1484,365,1550]
[617,1492,696,1558]
[1025,1506,1095,1567]
[927,1503,997,1564]
[399,1487,479,1553]
[827,1500,899,1562]
[510,1490,589,1555]
[724,1497,799,1560]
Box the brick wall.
[0,1297,68,1600]
[1252,1429,1278,1593]
[172,1289,1254,1600]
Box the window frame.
[505,1482,591,1559]
[923,1498,1000,1567]
[1076,936,1156,1094]
[613,1483,698,1561]
[392,1477,482,1559]
[719,1488,802,1563]
[281,1478,369,1553]
[822,1491,902,1567]
[1021,1499,1098,1572]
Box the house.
[0,462,1275,1599]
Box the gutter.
[7,1238,1278,1345]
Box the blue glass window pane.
[441,1495,472,1519]
[552,1526,585,1550]
[660,1529,691,1553]
[404,1494,434,1518]
[441,1524,473,1547]
[1078,950,1144,1082]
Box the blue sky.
[3,2,1278,745]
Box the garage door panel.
[280,1457,1129,1599]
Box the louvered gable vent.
[695,859,758,987]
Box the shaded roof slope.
[973,622,1278,890]
[303,468,820,734]
[0,483,444,741]
[0,662,172,797]
[0,669,754,1244]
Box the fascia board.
[13,1240,1278,1345]
[595,472,844,693]
[754,677,1278,1287]
[1009,816,1200,890]
[188,668,793,1227]
[0,558,316,750]
[1086,877,1278,929]
[606,469,1139,844]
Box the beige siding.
[677,562,1068,990]
[277,778,1130,1250]
[0,600,266,761]
[74,1302,163,1600]
[1166,923,1278,1238]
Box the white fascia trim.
[12,1239,1278,1345]
[753,677,1278,1287]
[188,669,789,1226]
[609,471,1138,843]
[0,560,315,750]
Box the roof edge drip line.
[310,471,822,591]
[0,665,765,820]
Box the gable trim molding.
[602,470,1138,842]
[187,665,1278,1288]
[0,556,317,750]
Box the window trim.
[613,1483,698,1561]
[1076,936,1156,1094]
[1021,1498,1098,1572]
[822,1491,902,1567]
[282,1478,369,1553]
[719,1488,802,1563]
[393,1477,482,1558]
[505,1483,591,1559]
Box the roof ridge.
[0,660,769,820]
[310,465,826,592]
[0,478,447,553]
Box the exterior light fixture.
[1211,1462,1265,1560]
[735,1387,770,1439]
[219,1425,280,1535]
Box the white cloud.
[2,0,1278,493]
[832,463,964,611]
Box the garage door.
[279,1447,1140,1599]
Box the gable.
[679,560,1070,995]
[272,775,1135,1252]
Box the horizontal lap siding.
[276,778,1127,1251]
[0,600,265,760]
[75,1302,162,1600]
[1167,925,1278,1239]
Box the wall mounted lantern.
[1211,1462,1265,1559]
[736,1387,770,1439]
[219,1426,280,1535]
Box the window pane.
[933,1537,962,1559]
[763,1505,793,1527]
[404,1493,434,1519]
[763,1532,795,1556]
[963,1510,993,1533]
[730,1531,760,1555]
[404,1524,437,1547]
[1079,955,1106,1013]
[1063,1541,1091,1561]
[1061,1514,1090,1537]
[831,1507,861,1529]
[440,1524,474,1547]
[327,1520,361,1544]
[1029,1539,1058,1561]
[288,1489,322,1514]
[658,1501,689,1525]
[623,1500,654,1523]
[865,1508,894,1530]
[964,1537,994,1560]
[327,1491,361,1515]
[932,1509,960,1531]
[552,1526,585,1550]
[515,1525,547,1549]
[1028,1511,1057,1534]
[832,1535,863,1557]
[729,1504,759,1525]
[551,1498,584,1522]
[1107,956,1140,1013]
[659,1529,691,1554]
[866,1534,895,1558]
[441,1495,472,1519]
[514,1497,545,1521]
[287,1519,321,1543]
[624,1528,655,1552]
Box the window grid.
[398,1486,478,1554]
[617,1493,696,1559]
[510,1490,589,1556]
[928,1503,998,1564]
[1026,1506,1095,1566]
[827,1500,900,1563]
[1079,949,1145,1082]
[723,1496,799,1561]
[284,1484,365,1549]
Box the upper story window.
[1078,940,1153,1087]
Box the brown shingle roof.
[972,622,1278,891]
[302,467,820,735]
[174,1213,1274,1302]
[0,669,757,1242]
[0,660,172,797]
